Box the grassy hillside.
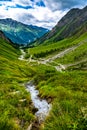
[0,25,87,130]
[25,31,87,130]
[34,67,87,130]
[0,37,37,130]
[32,6,87,46]
[27,32,87,59]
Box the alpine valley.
[0,5,87,130]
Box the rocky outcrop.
[36,6,87,44]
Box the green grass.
[27,32,87,59]
[25,32,87,130]
[0,30,87,130]
[0,38,36,130]
[32,66,87,130]
[28,38,75,58]
[55,39,87,64]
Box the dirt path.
[18,49,26,60]
[41,40,86,64]
[19,39,87,72]
[64,58,87,69]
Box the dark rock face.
[0,31,11,43]
[0,30,19,48]
[37,6,87,44]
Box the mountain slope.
[25,30,87,130]
[35,6,87,45]
[0,18,48,45]
[1,5,87,130]
[25,7,87,129]
[0,31,36,130]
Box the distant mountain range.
[0,18,49,45]
[0,5,87,130]
[35,6,87,45]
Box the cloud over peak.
[0,0,87,29]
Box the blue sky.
[0,0,87,29]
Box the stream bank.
[18,49,51,129]
[26,82,51,130]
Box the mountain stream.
[19,49,51,129]
[26,82,51,124]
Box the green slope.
[34,6,87,46]
[1,33,87,130]
[0,8,87,130]
[0,34,36,130]
[25,31,87,130]
[27,32,87,60]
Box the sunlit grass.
[0,31,87,130]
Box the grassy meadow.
[25,32,87,130]
[0,31,87,130]
[0,38,36,130]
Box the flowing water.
[26,82,51,123]
[19,49,51,129]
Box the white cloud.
[0,0,87,29]
[44,0,62,11]
[12,0,32,6]
[26,6,67,29]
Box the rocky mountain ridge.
[35,6,87,45]
[0,18,49,45]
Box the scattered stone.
[10,91,20,95]
[19,99,26,102]
[47,97,52,103]
[27,123,33,130]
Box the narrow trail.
[64,58,87,69]
[18,49,26,60]
[28,40,86,71]
[39,40,86,64]
[19,39,86,72]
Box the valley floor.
[0,33,87,130]
[20,36,87,130]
